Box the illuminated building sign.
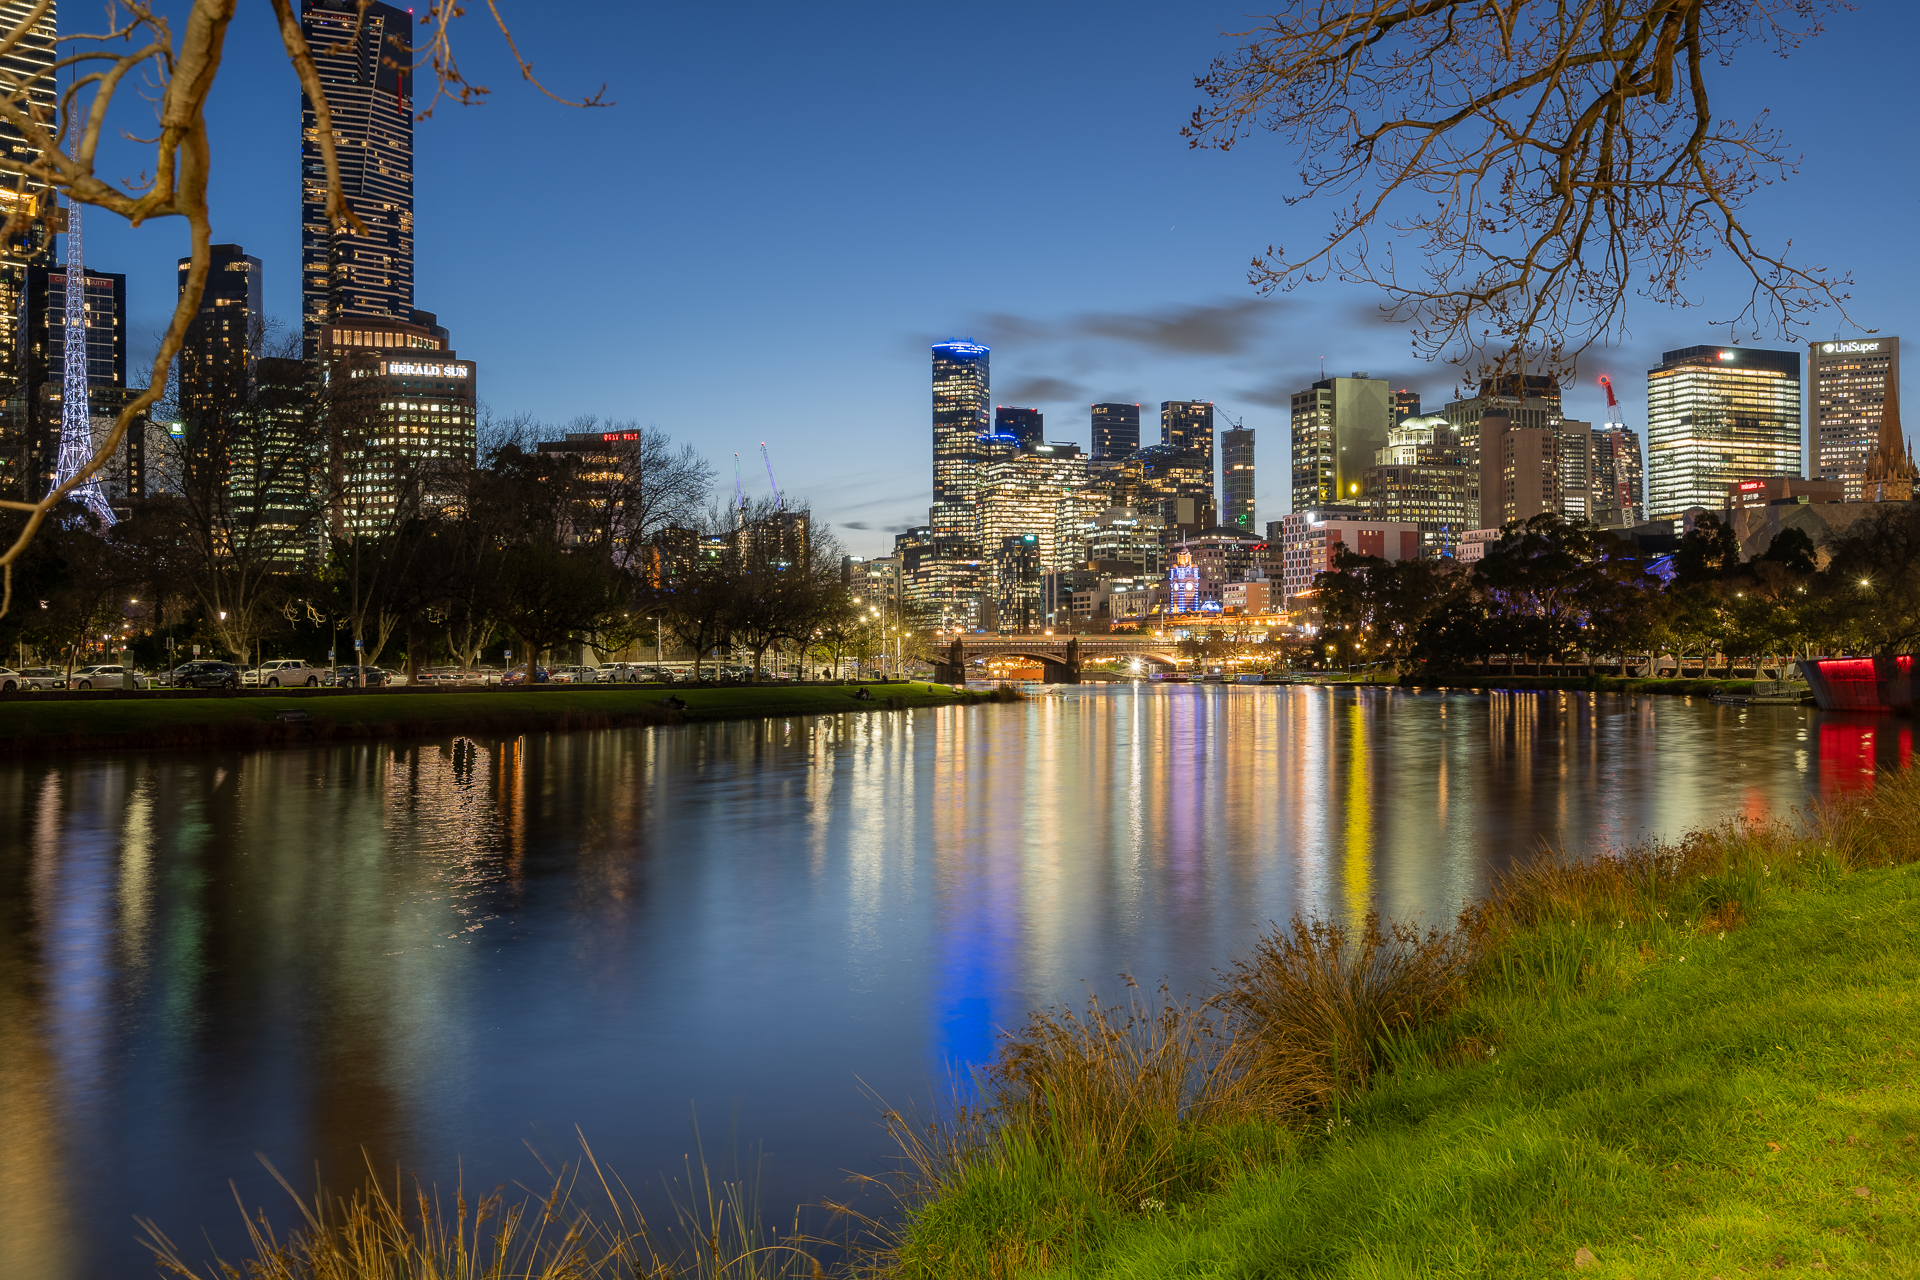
[600,432,640,441]
[384,361,469,378]
[1739,481,1764,490]
[1821,341,1881,354]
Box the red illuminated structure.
[1800,656,1914,714]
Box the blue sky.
[84,2,1920,557]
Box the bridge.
[929,635,1184,684]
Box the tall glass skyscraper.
[301,0,415,360]
[0,0,57,499]
[177,244,262,425]
[1809,337,1899,502]
[1222,427,1255,532]
[930,340,990,557]
[1091,403,1140,460]
[994,405,1043,451]
[1646,346,1801,519]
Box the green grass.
[885,774,1920,1279]
[0,682,985,752]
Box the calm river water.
[1,686,1910,1277]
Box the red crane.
[1598,374,1620,412]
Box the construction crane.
[732,452,745,517]
[1598,375,1624,429]
[760,442,783,510]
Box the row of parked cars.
[0,658,710,692]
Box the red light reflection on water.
[1818,720,1914,797]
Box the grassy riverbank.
[886,770,1920,1279]
[0,682,995,753]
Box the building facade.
[1646,345,1802,519]
[1273,508,1420,602]
[324,313,476,536]
[176,244,262,426]
[1160,400,1215,465]
[300,0,417,359]
[1556,419,1595,520]
[1360,414,1475,554]
[1221,426,1255,533]
[994,405,1043,451]
[1809,337,1899,502]
[1592,426,1646,526]
[0,0,56,495]
[979,441,1087,570]
[1291,373,1391,511]
[18,261,126,501]
[1091,402,1139,461]
[930,340,990,562]
[1478,412,1561,529]
[1442,374,1562,464]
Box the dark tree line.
[1313,506,1920,676]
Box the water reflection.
[0,688,1908,1278]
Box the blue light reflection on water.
[0,687,1905,1278]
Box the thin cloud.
[841,521,914,533]
[970,297,1285,358]
[998,375,1085,404]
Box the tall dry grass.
[141,1136,831,1280]
[884,766,1920,1274]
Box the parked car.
[169,660,241,689]
[0,667,21,691]
[14,667,66,690]
[68,664,135,690]
[325,665,388,688]
[547,664,600,684]
[247,658,322,688]
[473,665,504,685]
[500,664,550,686]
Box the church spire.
[1862,386,1916,502]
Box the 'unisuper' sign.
[384,361,470,378]
[1821,340,1882,355]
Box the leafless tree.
[1186,1,1854,380]
[0,0,603,615]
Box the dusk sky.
[84,2,1920,558]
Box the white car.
[0,667,22,692]
[68,664,132,690]
[249,659,323,688]
[548,664,600,684]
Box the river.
[0,685,1908,1277]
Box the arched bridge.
[930,636,1183,684]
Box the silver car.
[68,664,133,690]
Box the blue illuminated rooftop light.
[934,340,989,356]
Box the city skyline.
[62,2,1920,558]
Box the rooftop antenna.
[48,132,115,524]
[760,441,782,510]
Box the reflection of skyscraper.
[1221,427,1255,532]
[1810,337,1899,502]
[1646,345,1801,518]
[1090,402,1139,461]
[300,0,416,360]
[993,405,1042,451]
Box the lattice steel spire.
[48,175,116,524]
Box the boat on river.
[1799,656,1915,713]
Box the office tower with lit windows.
[177,243,262,426]
[994,405,1043,451]
[1291,372,1391,511]
[1160,400,1215,467]
[300,0,416,360]
[1361,414,1474,554]
[1809,337,1899,501]
[18,261,129,502]
[0,0,57,497]
[1556,419,1595,519]
[1393,388,1421,424]
[930,340,990,556]
[1645,346,1801,519]
[1091,402,1139,461]
[1593,427,1645,526]
[322,312,477,535]
[1442,374,1562,463]
[980,441,1087,570]
[1222,427,1255,532]
[990,534,1044,634]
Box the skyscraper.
[301,0,415,360]
[1091,403,1139,461]
[1291,373,1391,511]
[1221,427,1255,532]
[1441,373,1562,463]
[1645,346,1801,519]
[930,340,990,559]
[1592,427,1646,526]
[1361,414,1474,554]
[1160,400,1215,466]
[0,0,57,498]
[1809,337,1899,502]
[1393,388,1422,424]
[979,442,1087,570]
[1479,413,1560,529]
[19,261,127,502]
[994,405,1043,451]
[176,244,262,425]
[1556,419,1595,519]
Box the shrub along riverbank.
[143,769,1920,1280]
[0,682,1005,754]
[883,769,1920,1279]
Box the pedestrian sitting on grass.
[853,687,873,701]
